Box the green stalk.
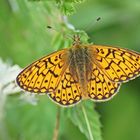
[82,105,94,140]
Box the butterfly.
[16,34,140,107]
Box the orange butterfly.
[16,35,140,107]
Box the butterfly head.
[72,34,81,46]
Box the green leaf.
[51,29,89,51]
[64,101,102,140]
[57,1,75,15]
[29,0,86,15]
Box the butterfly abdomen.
[68,46,92,98]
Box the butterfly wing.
[16,49,68,93]
[89,45,140,83]
[87,63,121,101]
[48,66,82,106]
[16,49,82,106]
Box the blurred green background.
[0,0,140,140]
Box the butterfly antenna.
[47,25,74,42]
[64,34,74,40]
[84,17,101,32]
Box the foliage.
[65,102,102,140]
[29,0,85,15]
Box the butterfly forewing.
[91,45,140,83]
[16,49,68,93]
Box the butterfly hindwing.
[90,45,140,83]
[16,49,68,93]
[88,63,121,101]
[48,65,82,106]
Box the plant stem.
[82,105,94,140]
[53,107,61,140]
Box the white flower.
[0,59,21,94]
[0,58,38,116]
